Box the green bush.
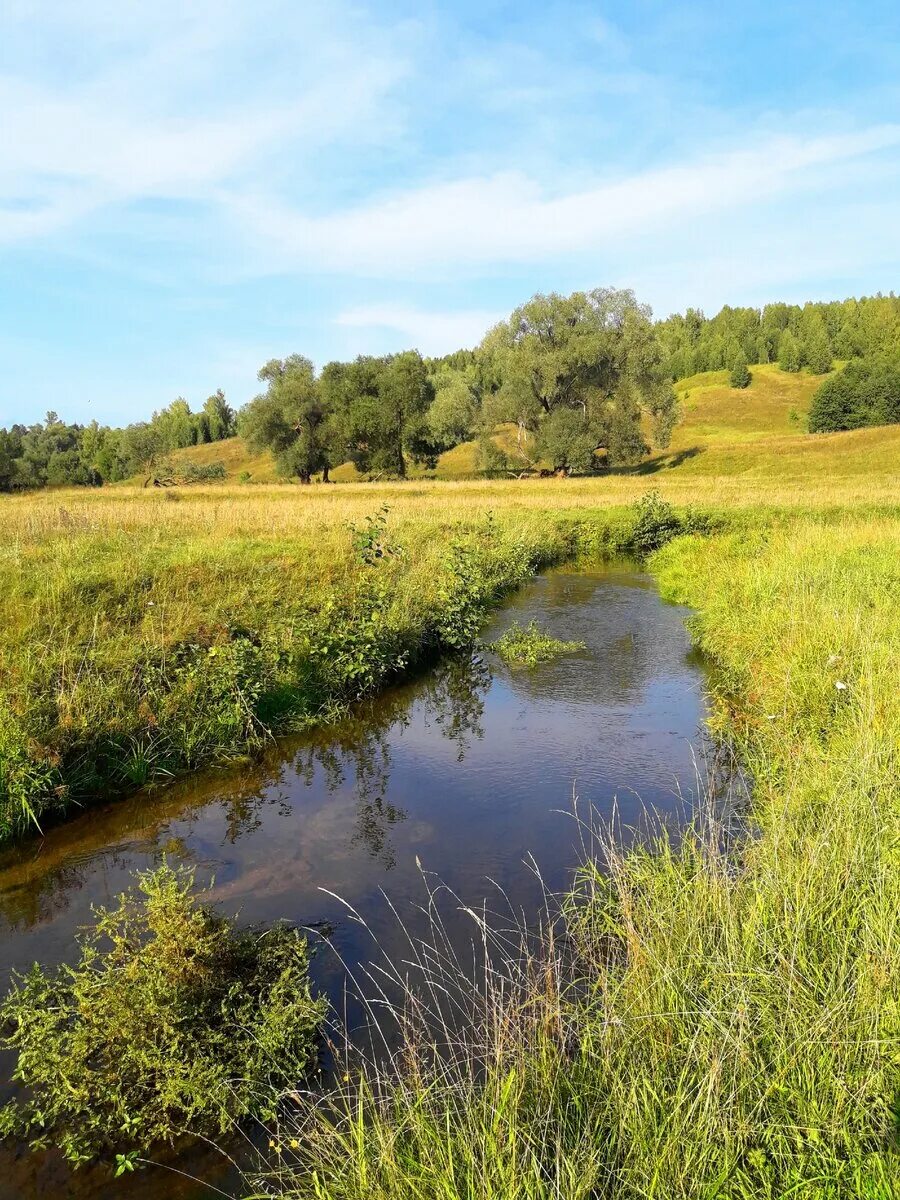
[629,491,683,555]
[808,355,900,432]
[0,863,324,1165]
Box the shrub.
[0,863,324,1165]
[808,356,900,432]
[629,491,682,556]
[179,461,227,483]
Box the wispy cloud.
[335,304,503,355]
[228,126,900,279]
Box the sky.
[2,0,899,426]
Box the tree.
[729,351,752,389]
[808,356,900,432]
[426,364,480,450]
[323,352,434,477]
[154,398,196,449]
[803,328,833,374]
[239,356,330,483]
[481,288,675,472]
[778,330,801,373]
[202,389,236,442]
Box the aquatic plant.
[491,620,585,667]
[0,863,325,1166]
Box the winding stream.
[0,561,715,1198]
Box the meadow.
[0,373,898,1196]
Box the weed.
[491,620,585,667]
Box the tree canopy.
[480,288,677,471]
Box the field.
[264,510,899,1200]
[0,383,898,1196]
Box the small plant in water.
[492,620,585,668]
[0,862,324,1166]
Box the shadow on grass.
[603,446,706,476]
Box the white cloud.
[0,2,411,245]
[228,125,900,278]
[335,304,503,355]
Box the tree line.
[657,293,900,380]
[2,288,898,491]
[0,391,236,491]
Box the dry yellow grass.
[14,423,898,548]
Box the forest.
[2,289,899,492]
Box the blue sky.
[2,0,899,426]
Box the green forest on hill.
[2,290,899,492]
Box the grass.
[257,512,900,1199]
[491,620,586,667]
[1,412,897,842]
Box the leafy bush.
[629,491,683,555]
[491,620,585,667]
[179,460,227,483]
[808,356,900,432]
[0,863,324,1165]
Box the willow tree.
[239,355,331,483]
[480,288,677,472]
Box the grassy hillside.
[670,362,831,445]
[156,364,868,486]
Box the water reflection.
[0,652,492,936]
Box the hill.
[152,363,896,486]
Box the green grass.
[258,514,900,1200]
[2,405,899,1192]
[491,619,586,667]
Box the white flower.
[835,681,848,691]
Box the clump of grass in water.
[491,620,585,667]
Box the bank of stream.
[0,560,720,1198]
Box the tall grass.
[252,516,899,1199]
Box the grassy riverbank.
[0,436,897,1192]
[263,512,899,1199]
[0,454,896,840]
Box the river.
[0,561,716,1198]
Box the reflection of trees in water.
[0,652,492,932]
[427,654,490,761]
[291,651,490,864]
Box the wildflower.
[835,681,848,691]
[289,1139,300,1150]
